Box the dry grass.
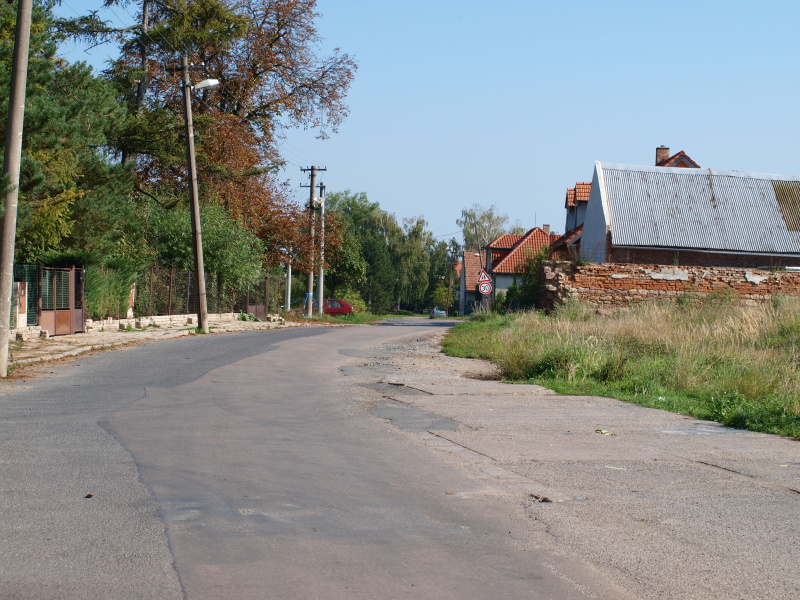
[443,296,800,438]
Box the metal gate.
[15,265,84,335]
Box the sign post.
[477,269,492,297]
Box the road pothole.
[371,399,459,433]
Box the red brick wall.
[539,261,800,310]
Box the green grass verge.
[283,312,389,325]
[442,298,800,439]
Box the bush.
[84,263,139,320]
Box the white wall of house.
[582,163,610,263]
[492,274,516,296]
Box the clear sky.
[52,0,800,243]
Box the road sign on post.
[479,282,493,295]
[477,269,491,283]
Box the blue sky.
[52,0,800,243]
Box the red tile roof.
[564,187,576,208]
[487,234,523,249]
[490,228,552,274]
[656,150,700,168]
[489,248,512,268]
[462,250,486,288]
[552,225,583,250]
[565,182,591,208]
[575,181,591,203]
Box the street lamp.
[179,57,218,333]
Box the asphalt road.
[0,321,622,599]
[1,319,799,599]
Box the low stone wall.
[85,312,285,332]
[539,261,800,309]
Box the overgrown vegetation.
[442,295,800,439]
[283,311,386,325]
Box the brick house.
[458,250,485,315]
[581,161,800,268]
[654,145,700,168]
[485,227,559,298]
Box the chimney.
[655,145,670,166]
[543,224,550,234]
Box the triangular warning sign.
[477,269,491,283]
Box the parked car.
[292,298,354,316]
[430,306,447,318]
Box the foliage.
[424,237,460,310]
[59,0,357,270]
[515,244,551,309]
[83,263,139,320]
[0,1,136,264]
[239,312,261,321]
[326,190,400,313]
[395,216,433,310]
[456,203,510,251]
[431,283,454,312]
[336,286,367,313]
[149,202,264,291]
[494,290,507,315]
[359,230,395,314]
[325,224,366,297]
[443,297,800,439]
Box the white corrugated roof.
[598,163,800,255]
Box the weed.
[443,296,800,439]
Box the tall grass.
[442,296,800,439]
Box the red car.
[293,298,354,315]
[321,298,354,315]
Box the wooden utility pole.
[0,0,33,377]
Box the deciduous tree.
[456,203,510,251]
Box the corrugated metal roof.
[599,163,800,255]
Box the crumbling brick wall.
[539,261,800,310]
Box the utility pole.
[168,57,218,333]
[301,166,325,317]
[0,0,33,377]
[316,182,325,316]
[285,247,292,312]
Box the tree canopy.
[456,203,511,251]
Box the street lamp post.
[179,56,218,333]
